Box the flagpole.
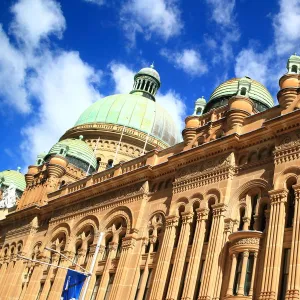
[44,247,89,274]
[80,231,104,300]
[17,255,88,276]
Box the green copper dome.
[204,77,274,113]
[74,93,181,146]
[0,170,26,192]
[46,138,97,173]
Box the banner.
[61,269,87,300]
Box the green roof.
[0,170,26,192]
[208,78,274,109]
[47,138,97,170]
[74,94,181,146]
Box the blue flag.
[61,269,87,300]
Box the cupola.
[130,64,161,101]
[287,54,300,74]
[193,97,206,116]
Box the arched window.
[241,87,247,96]
[286,179,296,228]
[116,232,125,258]
[84,240,92,265]
[106,159,113,169]
[249,195,258,230]
[73,242,82,264]
[103,236,113,260]
[238,207,245,231]
[196,107,202,115]
[189,202,200,245]
[174,206,185,247]
[291,65,298,73]
[204,200,214,242]
[260,204,268,232]
[233,253,243,295]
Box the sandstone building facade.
[0,56,300,300]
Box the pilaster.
[149,215,179,300]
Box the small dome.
[74,94,181,147]
[46,138,97,173]
[195,97,206,105]
[136,66,160,83]
[0,170,26,192]
[204,77,274,113]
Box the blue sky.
[0,0,299,172]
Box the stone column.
[286,185,300,300]
[5,254,26,299]
[249,251,258,296]
[259,189,287,300]
[0,261,8,293]
[109,236,137,300]
[237,251,249,296]
[212,219,234,300]
[149,216,179,300]
[1,259,16,296]
[97,242,118,299]
[198,203,227,300]
[226,253,237,296]
[47,251,73,299]
[181,208,208,300]
[166,212,193,300]
[39,253,60,300]
[23,257,46,300]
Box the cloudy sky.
[0,0,299,171]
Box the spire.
[130,64,161,101]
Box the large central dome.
[75,93,181,146]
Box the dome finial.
[17,167,21,172]
[150,62,155,69]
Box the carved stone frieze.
[232,237,260,247]
[269,189,288,205]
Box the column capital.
[196,208,209,220]
[109,242,118,251]
[293,184,300,198]
[165,215,179,228]
[182,212,194,224]
[268,189,288,204]
[243,250,250,257]
[212,203,227,216]
[121,237,136,250]
[224,218,234,233]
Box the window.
[90,275,102,300]
[196,107,202,115]
[153,239,160,252]
[260,204,268,232]
[142,269,153,300]
[174,218,182,247]
[103,236,113,260]
[84,241,92,265]
[163,264,173,299]
[292,65,298,73]
[104,273,115,300]
[241,87,247,96]
[36,282,44,300]
[205,208,213,242]
[178,262,189,299]
[193,259,205,300]
[233,253,243,295]
[244,253,254,295]
[286,186,295,228]
[279,249,291,300]
[73,243,81,264]
[106,159,113,169]
[238,208,245,231]
[189,215,196,245]
[134,269,145,300]
[249,195,258,230]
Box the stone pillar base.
[285,289,300,300]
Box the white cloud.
[273,0,300,55]
[10,0,66,48]
[0,26,29,113]
[205,0,236,26]
[235,49,270,85]
[160,48,207,76]
[120,0,183,44]
[109,62,186,131]
[83,0,105,6]
[21,51,101,163]
[109,62,134,94]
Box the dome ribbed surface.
[74,94,181,146]
[209,78,274,108]
[48,139,97,170]
[0,170,26,192]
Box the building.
[0,55,300,300]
